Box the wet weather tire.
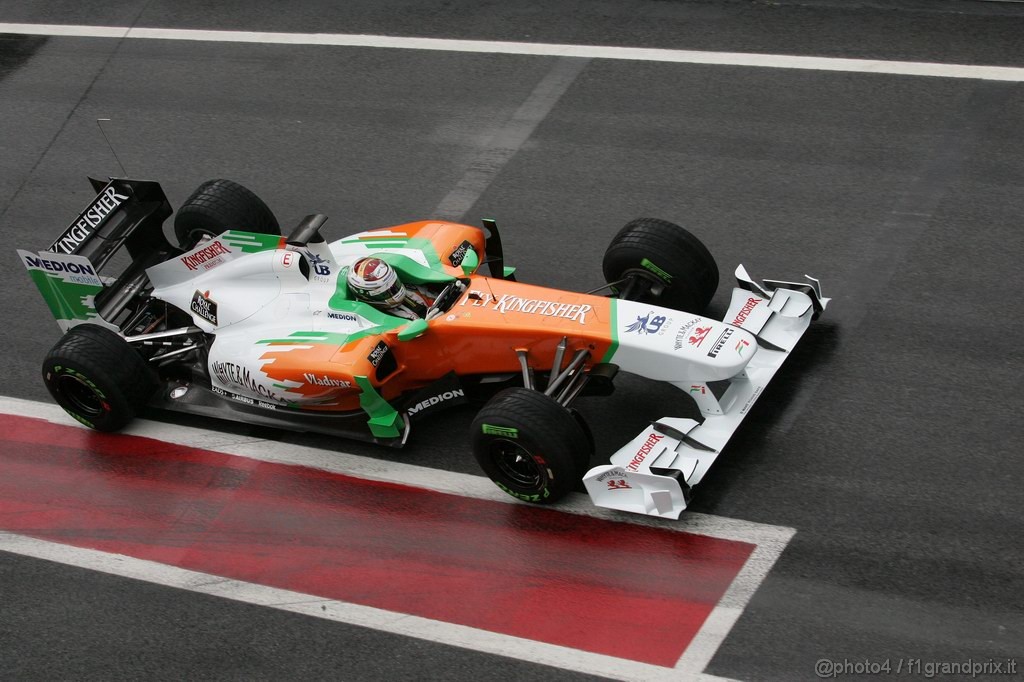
[42,324,158,432]
[174,179,280,249]
[471,388,592,505]
[603,217,719,314]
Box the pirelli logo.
[481,424,518,438]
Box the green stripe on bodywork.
[355,375,402,439]
[601,298,619,363]
[257,327,396,348]
[340,234,444,269]
[257,302,405,348]
[341,236,409,243]
[345,241,410,250]
[27,270,103,322]
[375,252,455,285]
[220,231,282,253]
[257,330,355,345]
[404,237,443,267]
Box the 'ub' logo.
[308,253,331,276]
[625,312,666,335]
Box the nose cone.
[610,300,756,383]
[669,320,755,380]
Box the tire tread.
[174,179,279,248]
[471,388,591,503]
[603,217,719,313]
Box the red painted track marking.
[0,414,754,667]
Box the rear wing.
[48,177,174,266]
[18,177,176,332]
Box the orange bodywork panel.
[251,275,614,413]
[354,220,488,279]
[403,276,615,378]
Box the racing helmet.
[347,257,407,309]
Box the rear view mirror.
[461,249,480,275]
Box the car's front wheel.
[471,388,592,504]
[603,217,719,314]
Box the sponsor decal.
[688,326,712,348]
[482,424,518,438]
[367,341,389,368]
[673,318,701,350]
[490,294,592,324]
[596,468,628,483]
[303,373,351,389]
[731,297,762,326]
[496,481,550,502]
[212,361,277,399]
[407,388,466,415]
[308,252,331,277]
[739,385,764,416]
[689,385,706,395]
[211,385,278,410]
[49,186,129,255]
[626,433,664,472]
[181,240,231,271]
[448,240,473,267]
[190,290,218,325]
[459,290,493,307]
[624,312,668,335]
[21,254,101,286]
[735,339,751,355]
[606,479,632,490]
[640,257,673,283]
[707,328,735,358]
[327,311,359,322]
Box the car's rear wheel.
[603,217,719,314]
[42,324,158,431]
[174,178,280,250]
[471,388,592,504]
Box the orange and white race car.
[19,177,829,519]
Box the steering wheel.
[426,280,465,318]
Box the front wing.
[583,265,830,518]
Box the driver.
[346,257,429,320]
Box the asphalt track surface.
[2,1,1023,680]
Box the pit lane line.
[431,56,589,222]
[0,396,793,681]
[1,23,1023,81]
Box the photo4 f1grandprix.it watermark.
[815,657,1018,678]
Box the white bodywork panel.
[610,299,758,383]
[146,232,410,405]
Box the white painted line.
[0,395,792,680]
[432,56,589,221]
[0,534,702,682]
[0,395,791,542]
[1,22,1023,81]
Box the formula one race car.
[19,177,829,519]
